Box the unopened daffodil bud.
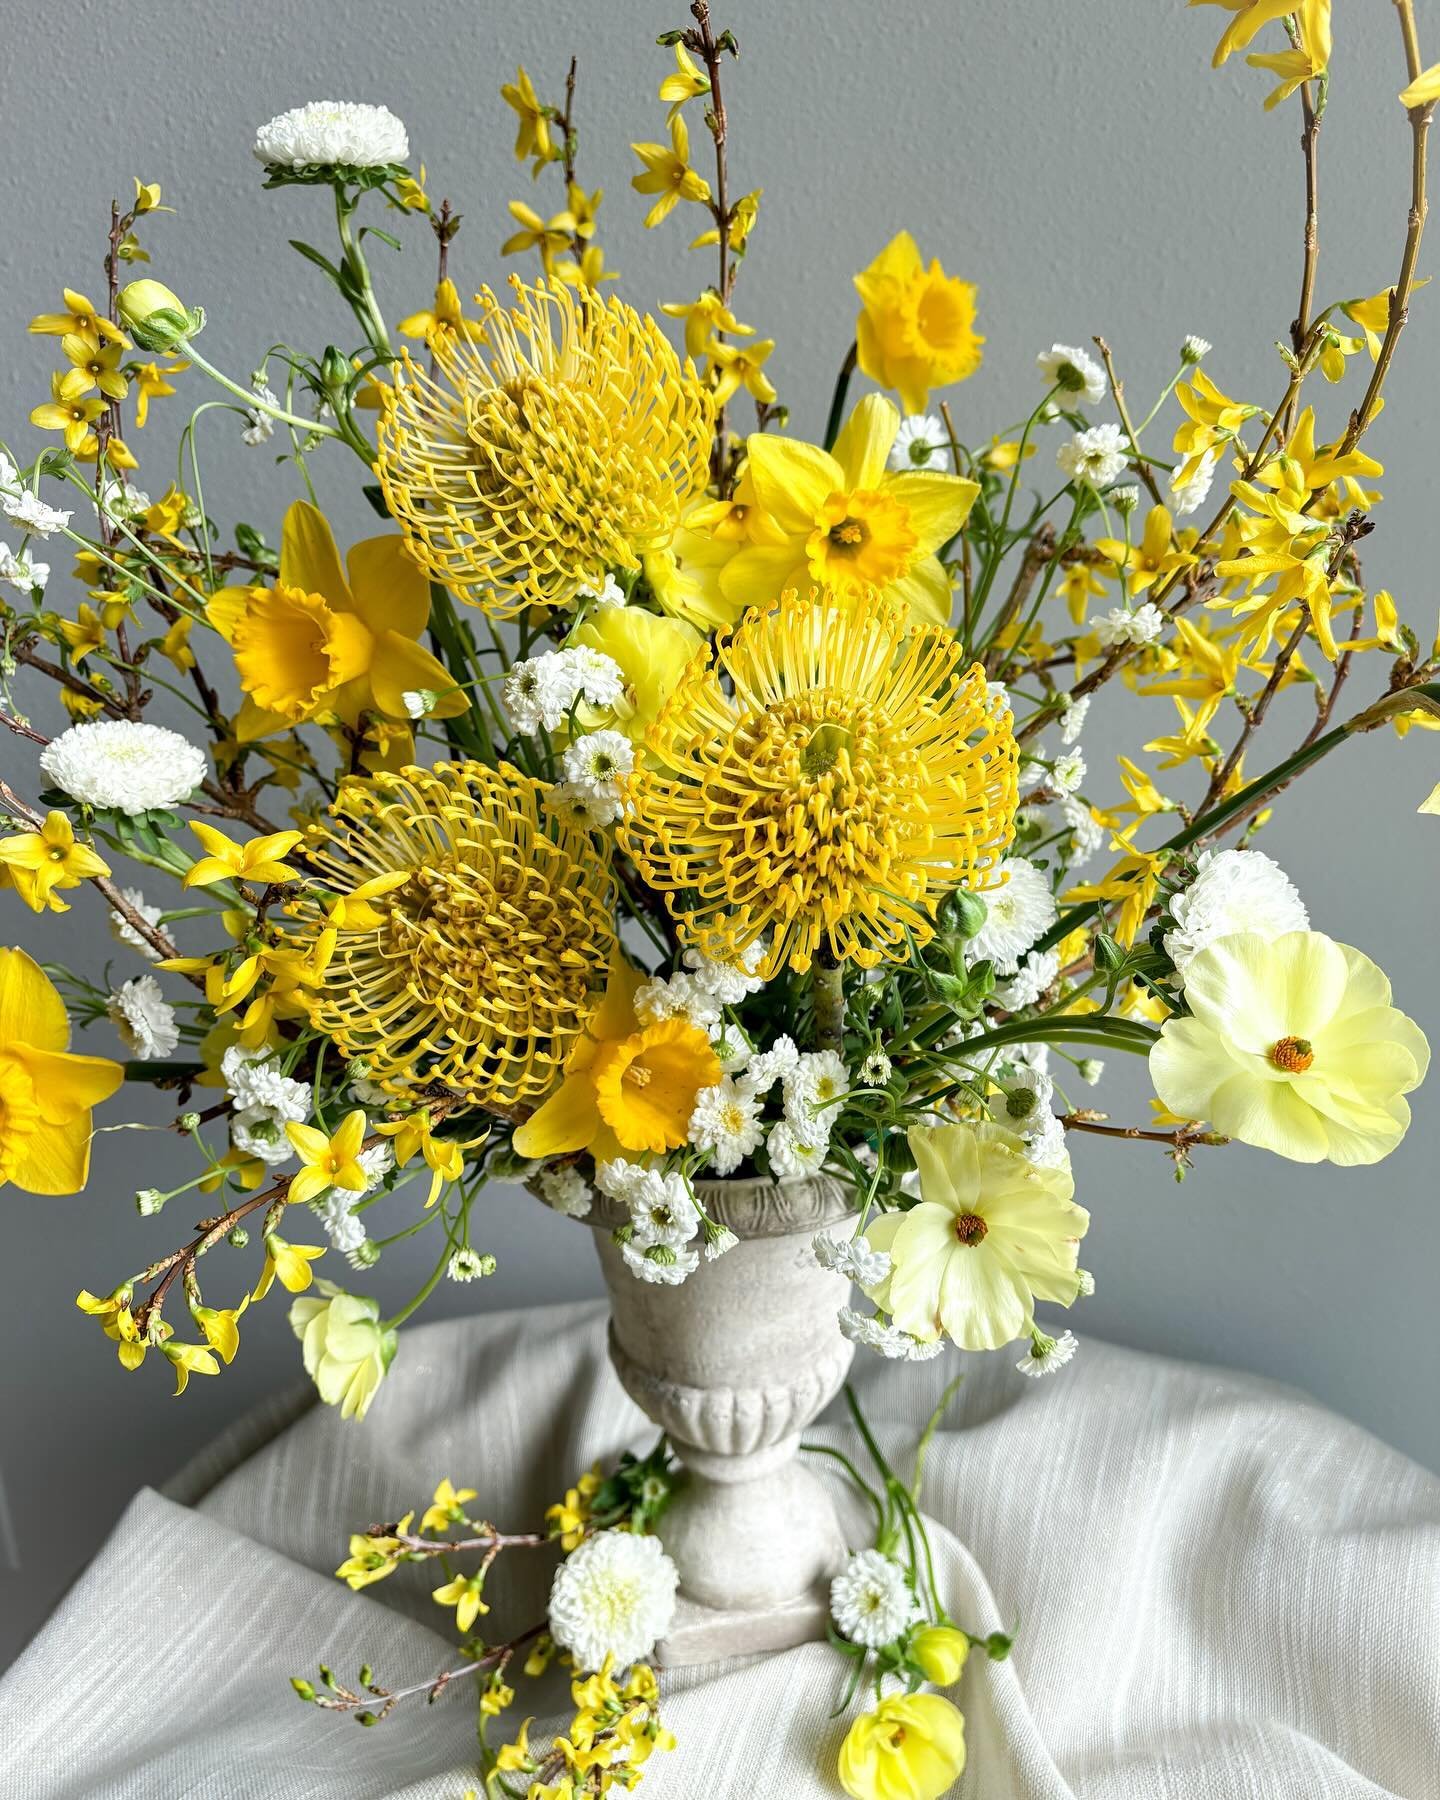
[910,1623,971,1686]
[117,280,205,352]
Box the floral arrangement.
[3,2,1438,1794]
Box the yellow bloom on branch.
[0,812,110,913]
[421,1477,477,1535]
[0,949,123,1194]
[854,230,983,414]
[285,1109,369,1207]
[1243,0,1331,107]
[708,336,777,406]
[131,359,187,427]
[661,292,753,360]
[630,114,711,228]
[61,332,129,402]
[621,587,1019,975]
[500,65,554,168]
[183,823,304,889]
[290,760,617,1109]
[396,278,485,346]
[1172,369,1258,487]
[376,279,712,618]
[715,394,978,624]
[1095,505,1196,598]
[432,1571,489,1634]
[1065,825,1168,946]
[29,288,128,345]
[501,200,579,274]
[30,370,105,456]
[658,43,710,118]
[253,1234,326,1299]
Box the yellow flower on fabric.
[630,114,712,228]
[0,948,123,1195]
[0,812,110,913]
[290,1283,396,1420]
[500,65,554,167]
[396,278,485,345]
[285,1109,369,1207]
[1095,505,1196,597]
[183,822,304,889]
[1151,930,1429,1166]
[854,230,983,414]
[708,335,777,406]
[910,1624,970,1687]
[546,1467,601,1550]
[862,1121,1088,1350]
[421,1477,477,1535]
[29,288,128,345]
[570,604,706,740]
[501,200,579,273]
[514,955,720,1160]
[838,1692,967,1800]
[254,1234,326,1299]
[376,279,711,619]
[61,332,130,402]
[715,394,978,624]
[162,1339,221,1396]
[207,500,465,753]
[480,1677,514,1718]
[658,43,710,117]
[333,1512,412,1589]
[433,1571,489,1633]
[31,370,105,455]
[291,760,616,1109]
[623,587,1018,974]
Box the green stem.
[813,956,846,1053]
[182,346,350,445]
[335,186,394,358]
[823,342,858,450]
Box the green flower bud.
[290,1678,316,1702]
[227,1225,250,1249]
[136,1187,166,1216]
[117,279,205,352]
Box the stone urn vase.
[577,1172,856,1665]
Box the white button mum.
[964,857,1058,975]
[253,102,409,171]
[106,975,178,1059]
[830,1548,919,1648]
[40,720,207,815]
[1057,421,1128,487]
[548,1529,679,1671]
[1163,847,1308,976]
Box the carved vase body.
[586,1174,855,1663]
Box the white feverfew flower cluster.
[838,1305,945,1362]
[40,720,207,814]
[0,451,71,536]
[1090,602,1166,648]
[503,647,625,733]
[558,730,634,825]
[1170,447,1219,517]
[548,1529,678,1672]
[241,385,279,446]
[106,975,178,1059]
[812,1230,892,1287]
[965,858,1058,975]
[0,544,49,592]
[1163,847,1308,976]
[1059,694,1090,745]
[1061,793,1105,867]
[636,943,764,1040]
[688,1078,764,1175]
[996,948,1059,1012]
[889,413,951,471]
[222,1045,311,1166]
[1037,342,1106,405]
[577,572,626,607]
[830,1549,920,1648]
[317,1190,367,1255]
[1057,421,1128,488]
[254,101,409,171]
[109,885,164,960]
[597,1160,701,1284]
[537,1164,593,1218]
[1051,750,1086,795]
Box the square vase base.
[656,1581,830,1666]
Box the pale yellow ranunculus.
[290,1282,396,1421]
[571,604,705,741]
[838,1692,966,1800]
[1150,930,1429,1166]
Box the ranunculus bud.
[117,280,205,352]
[910,1623,971,1686]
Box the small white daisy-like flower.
[317,1191,367,1255]
[548,1528,679,1672]
[740,1034,800,1096]
[627,1170,699,1248]
[996,948,1060,1013]
[1181,334,1212,364]
[998,1063,1054,1135]
[702,1222,739,1260]
[567,645,626,710]
[1016,1328,1079,1378]
[447,1247,495,1282]
[594,1159,648,1206]
[40,719,207,814]
[688,1077,764,1176]
[109,885,165,961]
[889,413,951,472]
[357,1142,394,1193]
[504,651,583,733]
[538,1164,593,1218]
[1170,447,1219,517]
[1090,602,1166,648]
[784,1050,849,1131]
[1036,343,1106,405]
[711,1027,752,1074]
[401,689,435,719]
[765,1118,827,1178]
[1061,793,1105,866]
[621,1240,700,1285]
[544,782,612,830]
[254,101,409,171]
[812,1231,892,1288]
[1076,1268,1096,1297]
[577,572,626,608]
[1057,422,1128,488]
[831,1548,919,1648]
[1163,846,1308,976]
[1059,694,1090,745]
[837,1306,945,1362]
[241,387,278,446]
[965,857,1058,976]
[1023,1109,1072,1174]
[1051,749,1086,794]
[681,941,766,1006]
[859,1050,892,1087]
[634,970,722,1033]
[106,975,178,1059]
[3,487,71,537]
[1111,484,1141,516]
[96,478,150,523]
[563,729,634,800]
[0,543,49,592]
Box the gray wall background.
[1,0,1437,1670]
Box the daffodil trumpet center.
[1269,1035,1315,1073]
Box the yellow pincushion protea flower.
[375,278,712,618]
[289,760,616,1110]
[620,588,1020,975]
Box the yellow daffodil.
[853,230,984,414]
[289,1283,396,1420]
[29,288,128,345]
[513,955,720,1160]
[1151,930,1429,1165]
[641,515,746,632]
[30,370,105,456]
[630,114,711,228]
[1095,505,1196,597]
[131,359,187,426]
[861,1121,1088,1350]
[0,949,123,1194]
[206,500,466,754]
[182,822,304,889]
[708,335,777,405]
[660,293,751,359]
[253,1233,326,1299]
[838,1692,967,1800]
[61,332,129,402]
[713,394,978,623]
[658,43,710,118]
[500,65,554,168]
[421,1477,477,1535]
[501,200,579,273]
[285,1109,369,1207]
[433,1571,489,1633]
[910,1624,970,1686]
[0,812,110,913]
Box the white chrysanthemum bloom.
[1163,847,1308,976]
[688,1077,764,1175]
[703,1223,738,1261]
[622,1240,699,1284]
[889,413,951,472]
[1057,422,1128,487]
[1017,1328,1079,1378]
[317,1190,367,1255]
[568,646,626,711]
[627,1169,699,1248]
[106,975,178,1059]
[253,101,409,171]
[595,1159,648,1205]
[562,730,634,813]
[837,1305,945,1362]
[538,1164,592,1218]
[548,1529,678,1671]
[1059,694,1090,745]
[740,1034,800,1097]
[577,573,626,608]
[711,1026,752,1073]
[231,1105,299,1165]
[109,885,164,960]
[1061,793,1105,866]
[3,487,71,537]
[221,1045,306,1113]
[0,543,49,591]
[1037,343,1106,405]
[1051,749,1086,794]
[1091,602,1166,648]
[40,720,207,814]
[766,1118,827,1178]
[504,647,624,733]
[357,1143,394,1193]
[1022,1109,1071,1176]
[1181,334,1212,364]
[544,782,612,830]
[831,1548,920,1648]
[1170,446,1219,517]
[996,949,1060,1013]
[240,385,278,446]
[998,1063,1054,1133]
[783,1051,849,1143]
[965,857,1058,976]
[813,1230,892,1287]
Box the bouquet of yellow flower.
[3,1,1438,1793]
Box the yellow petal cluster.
[375,278,712,618]
[621,587,1019,975]
[289,760,617,1110]
[854,231,984,415]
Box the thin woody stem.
[1062,1113,1228,1149]
[1093,336,1165,508]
